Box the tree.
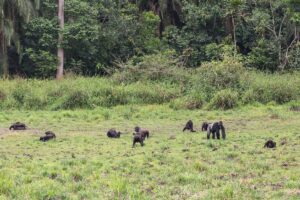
[250,0,298,70]
[56,0,64,79]
[225,0,245,57]
[0,0,40,77]
[137,0,182,36]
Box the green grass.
[0,105,299,199]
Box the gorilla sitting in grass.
[9,122,27,130]
[40,131,56,142]
[107,129,122,138]
[264,140,276,148]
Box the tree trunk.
[0,31,9,77]
[232,15,237,57]
[56,0,64,79]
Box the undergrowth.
[0,57,300,110]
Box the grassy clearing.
[0,105,299,199]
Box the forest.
[1,0,300,78]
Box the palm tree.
[0,0,40,77]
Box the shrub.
[24,93,48,110]
[11,85,31,105]
[244,73,299,104]
[209,89,239,110]
[195,57,246,91]
[242,89,257,104]
[113,51,191,84]
[0,90,6,101]
[289,101,300,111]
[170,92,205,110]
[61,89,91,109]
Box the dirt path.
[0,128,43,135]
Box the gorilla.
[202,121,226,140]
[264,140,276,148]
[132,132,145,147]
[134,126,149,139]
[40,131,56,142]
[107,129,122,138]
[183,120,196,132]
[9,122,26,130]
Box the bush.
[0,70,299,110]
[113,51,191,84]
[24,93,48,110]
[209,89,239,110]
[243,73,300,104]
[289,101,300,111]
[170,92,205,110]
[61,89,91,109]
[242,89,256,104]
[11,86,30,105]
[0,90,6,101]
[195,57,246,91]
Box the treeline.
[1,0,300,78]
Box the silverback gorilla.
[40,131,56,142]
[9,122,26,130]
[107,129,122,138]
[202,121,226,140]
[183,120,196,132]
[264,140,276,148]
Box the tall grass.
[1,57,300,110]
[0,77,181,110]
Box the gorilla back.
[264,140,276,148]
[203,121,226,140]
[40,131,56,142]
[9,122,26,130]
[107,129,121,138]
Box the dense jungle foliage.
[1,0,300,78]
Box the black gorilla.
[264,140,276,148]
[9,122,26,130]
[183,120,196,132]
[202,121,226,140]
[40,131,56,142]
[132,132,145,147]
[134,126,149,138]
[107,129,122,138]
